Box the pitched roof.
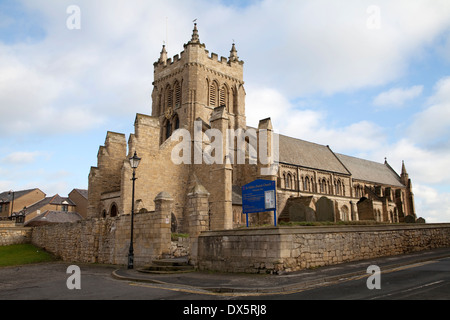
[335,153,404,187]
[0,188,42,203]
[24,195,76,216]
[71,189,88,199]
[49,194,75,206]
[277,133,405,187]
[278,134,350,175]
[25,210,82,226]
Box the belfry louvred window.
[174,82,181,107]
[209,82,218,106]
[219,85,227,107]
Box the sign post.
[242,179,277,227]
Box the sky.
[0,0,449,222]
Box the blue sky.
[1,0,450,222]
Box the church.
[87,23,417,235]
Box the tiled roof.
[25,210,82,226]
[277,133,404,187]
[49,194,75,206]
[336,153,404,187]
[24,195,76,216]
[278,134,350,175]
[25,197,52,215]
[72,189,88,199]
[0,188,41,203]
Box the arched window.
[209,81,219,106]
[336,179,341,195]
[305,176,310,192]
[286,173,292,189]
[165,85,173,109]
[174,81,181,107]
[320,178,327,193]
[219,84,229,110]
[165,119,172,140]
[174,114,180,130]
[341,205,349,221]
[110,204,118,217]
[158,93,163,115]
[232,87,238,115]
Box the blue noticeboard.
[242,179,277,227]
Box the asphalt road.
[0,254,449,302]
[249,257,450,300]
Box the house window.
[62,205,68,212]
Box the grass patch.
[171,233,190,241]
[0,244,57,267]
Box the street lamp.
[128,151,141,270]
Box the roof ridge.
[327,146,352,175]
[383,160,404,185]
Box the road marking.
[370,280,445,300]
[127,260,441,297]
[128,282,264,297]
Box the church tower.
[151,23,246,143]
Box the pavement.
[111,247,450,295]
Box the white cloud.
[1,151,42,165]
[246,85,385,154]
[373,85,423,108]
[413,184,450,223]
[1,0,450,222]
[2,0,449,138]
[225,0,450,97]
[409,76,450,146]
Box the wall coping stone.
[199,223,450,237]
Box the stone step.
[151,256,189,266]
[137,256,194,274]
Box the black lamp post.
[128,151,141,269]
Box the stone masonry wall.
[0,225,32,246]
[31,194,173,267]
[197,224,450,274]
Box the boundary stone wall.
[197,224,450,274]
[0,225,32,246]
[31,194,173,267]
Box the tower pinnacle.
[159,44,168,66]
[190,22,200,44]
[401,160,408,175]
[229,43,239,62]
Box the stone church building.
[87,24,416,235]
